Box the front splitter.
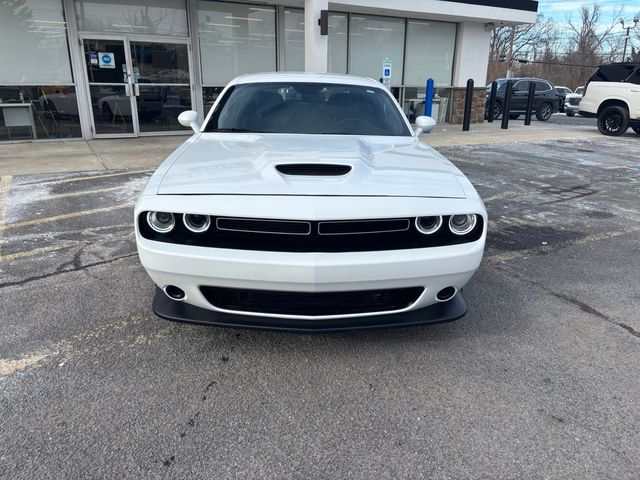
[152,289,466,332]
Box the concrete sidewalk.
[0,120,604,176]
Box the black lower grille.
[200,286,424,316]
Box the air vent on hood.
[276,164,352,176]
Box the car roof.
[230,72,383,88]
[598,62,640,67]
[495,77,552,82]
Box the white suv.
[579,63,640,136]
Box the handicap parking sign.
[382,58,392,79]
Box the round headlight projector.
[183,214,211,233]
[147,211,175,233]
[415,216,443,235]
[449,214,477,235]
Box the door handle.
[134,84,140,96]
[631,89,640,93]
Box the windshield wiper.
[211,128,264,133]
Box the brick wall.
[449,87,487,124]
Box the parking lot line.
[13,169,152,189]
[38,186,125,201]
[0,244,69,263]
[2,203,132,231]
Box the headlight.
[183,214,211,233]
[449,214,477,235]
[415,216,442,235]
[147,211,175,233]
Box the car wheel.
[489,102,502,120]
[101,102,113,120]
[631,125,640,135]
[535,102,553,121]
[509,113,520,120]
[597,106,630,136]
[566,111,575,117]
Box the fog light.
[183,214,211,233]
[449,214,477,235]
[147,211,175,233]
[415,216,442,235]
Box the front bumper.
[137,234,485,321]
[564,103,579,113]
[152,287,467,331]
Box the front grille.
[138,214,484,252]
[200,286,424,316]
[569,97,581,106]
[216,217,311,235]
[276,164,352,176]
[318,219,409,235]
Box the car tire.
[631,125,640,135]
[509,113,520,120]
[489,101,502,120]
[566,111,575,117]
[535,102,553,121]
[597,106,630,136]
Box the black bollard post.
[524,81,536,126]
[487,81,497,123]
[462,79,474,131]
[501,80,513,130]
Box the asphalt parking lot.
[1,131,640,478]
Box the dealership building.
[0,0,536,141]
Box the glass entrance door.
[129,41,192,134]
[83,38,135,136]
[82,37,193,137]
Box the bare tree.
[487,14,558,82]
[487,4,630,89]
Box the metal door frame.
[78,33,194,138]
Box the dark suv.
[486,78,563,121]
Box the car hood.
[157,133,466,198]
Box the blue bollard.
[424,78,434,118]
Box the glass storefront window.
[349,15,405,87]
[0,0,73,84]
[402,87,452,124]
[75,0,188,36]
[203,86,224,113]
[283,9,304,71]
[198,1,276,86]
[0,86,81,140]
[404,20,456,87]
[328,13,347,74]
[129,42,190,84]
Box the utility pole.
[620,16,639,62]
[506,26,516,78]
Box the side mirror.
[178,110,200,133]
[414,116,436,135]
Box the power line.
[514,58,600,68]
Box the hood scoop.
[276,164,352,176]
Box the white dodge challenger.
[135,72,487,331]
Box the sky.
[537,0,640,26]
[535,0,640,50]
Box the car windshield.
[486,79,509,92]
[204,82,411,136]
